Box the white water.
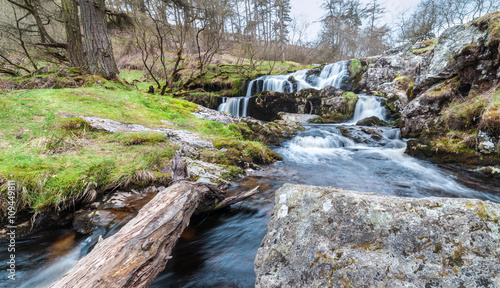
[246,61,350,97]
[276,123,500,202]
[17,236,93,288]
[350,95,388,123]
[218,96,249,117]
[218,61,350,117]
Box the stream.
[3,94,499,288]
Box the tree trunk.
[79,0,119,79]
[62,0,85,68]
[50,152,259,287]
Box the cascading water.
[218,96,249,117]
[218,61,350,117]
[246,61,350,97]
[350,94,388,123]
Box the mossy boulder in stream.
[255,184,500,288]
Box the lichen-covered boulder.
[255,184,500,288]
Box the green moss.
[406,81,415,100]
[412,39,438,55]
[470,11,500,48]
[349,59,362,78]
[115,132,167,146]
[442,96,488,131]
[433,243,442,253]
[56,117,95,131]
[211,138,282,166]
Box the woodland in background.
[0,0,499,90]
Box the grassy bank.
[0,75,277,219]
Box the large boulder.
[255,184,500,288]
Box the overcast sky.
[289,0,421,41]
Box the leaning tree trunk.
[79,0,119,79]
[50,151,259,288]
[62,0,85,68]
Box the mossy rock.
[470,11,500,48]
[442,96,488,131]
[211,139,282,166]
[412,39,438,55]
[355,116,389,127]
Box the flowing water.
[218,61,350,117]
[3,73,500,287]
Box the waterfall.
[218,97,249,117]
[218,60,350,117]
[350,95,388,123]
[245,61,350,97]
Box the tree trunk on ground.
[50,152,259,288]
[62,0,85,68]
[79,0,119,79]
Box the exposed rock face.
[358,55,414,92]
[249,87,358,123]
[414,24,486,90]
[396,14,500,168]
[400,78,461,137]
[255,184,500,288]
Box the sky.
[289,0,421,41]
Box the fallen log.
[50,152,259,288]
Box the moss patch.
[412,39,438,55]
[470,11,500,48]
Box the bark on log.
[51,181,213,287]
[51,152,259,287]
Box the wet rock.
[255,184,500,288]
[477,166,500,177]
[355,116,388,127]
[249,90,358,123]
[337,126,386,146]
[73,210,98,234]
[477,131,498,154]
[320,85,344,98]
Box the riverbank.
[0,72,304,235]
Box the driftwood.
[50,152,259,288]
